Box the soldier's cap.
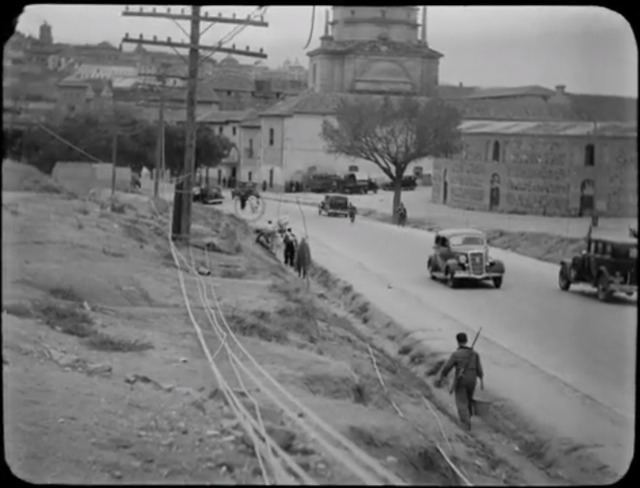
[456,332,468,344]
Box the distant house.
[56,77,113,117]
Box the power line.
[121,5,269,241]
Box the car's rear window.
[449,235,485,246]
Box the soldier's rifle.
[449,327,483,394]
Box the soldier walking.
[435,332,484,431]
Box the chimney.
[555,84,566,95]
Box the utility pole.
[111,132,118,196]
[121,5,268,241]
[178,6,201,241]
[154,66,167,199]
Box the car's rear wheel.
[597,274,612,302]
[446,269,458,289]
[558,267,571,291]
[492,277,503,289]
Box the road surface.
[245,197,636,479]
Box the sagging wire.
[177,244,310,484]
[200,248,406,485]
[35,123,104,163]
[186,246,279,484]
[160,195,403,484]
[303,6,316,50]
[172,244,299,484]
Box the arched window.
[492,141,501,162]
[584,144,595,166]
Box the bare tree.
[322,96,462,222]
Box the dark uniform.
[439,339,484,430]
[283,229,297,267]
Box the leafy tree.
[19,108,156,174]
[322,96,462,222]
[163,123,233,184]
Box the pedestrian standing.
[295,237,311,279]
[435,332,484,430]
[283,228,297,267]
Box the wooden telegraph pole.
[121,5,269,241]
[154,66,167,199]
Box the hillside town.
[3,5,637,487]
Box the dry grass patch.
[36,302,95,338]
[84,332,154,352]
[49,287,84,302]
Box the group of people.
[255,219,311,279]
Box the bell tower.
[307,6,442,96]
[39,21,53,45]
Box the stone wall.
[432,134,637,217]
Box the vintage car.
[193,185,224,204]
[558,228,637,301]
[427,228,505,288]
[318,195,350,217]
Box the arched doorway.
[579,179,595,216]
[442,168,448,204]
[489,173,501,211]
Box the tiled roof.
[260,91,432,117]
[459,119,636,138]
[446,97,579,121]
[197,109,251,123]
[566,93,637,123]
[143,84,220,103]
[464,85,556,99]
[437,84,478,99]
[210,71,254,92]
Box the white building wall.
[280,114,433,183]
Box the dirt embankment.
[2,183,479,484]
[306,262,619,485]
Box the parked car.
[558,228,637,301]
[318,195,350,217]
[381,175,417,191]
[193,185,224,205]
[427,228,505,288]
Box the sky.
[13,5,638,97]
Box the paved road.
[249,198,636,477]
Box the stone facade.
[432,133,637,217]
